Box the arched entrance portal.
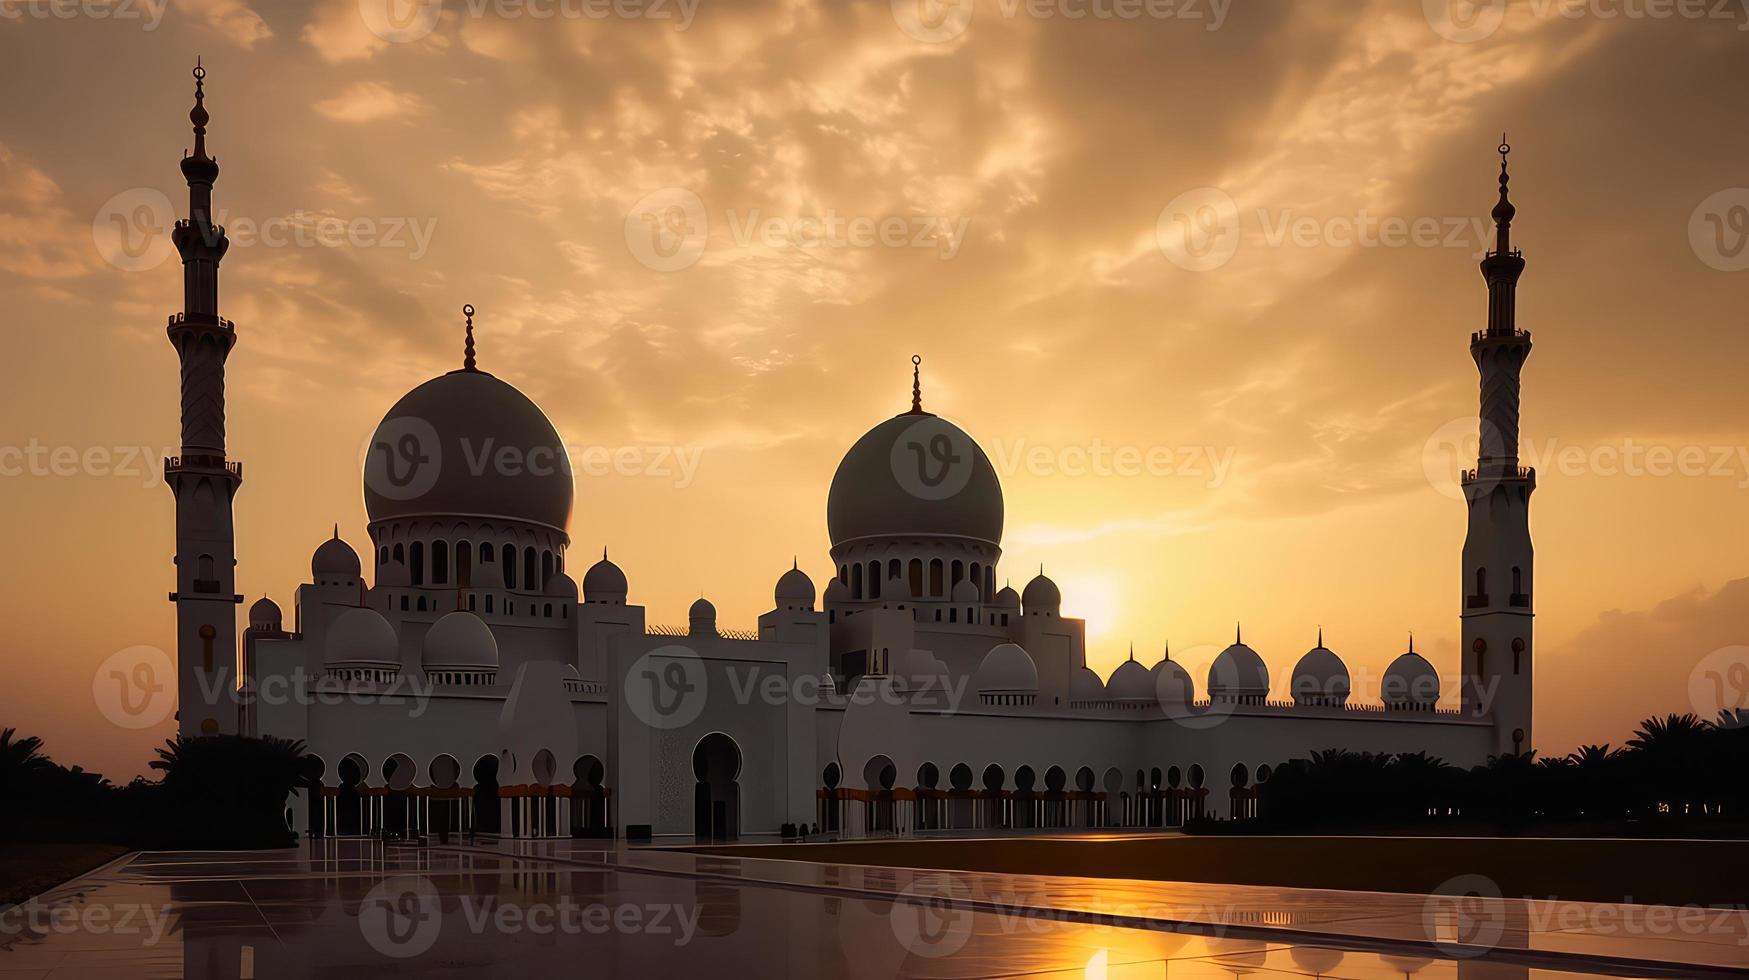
[693,733,741,843]
[863,755,897,834]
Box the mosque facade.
[161,70,1535,841]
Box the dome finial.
[1317,625,1324,648]
[910,354,923,413]
[331,523,339,539]
[1408,630,1415,654]
[1163,639,1170,661]
[1236,621,1242,645]
[462,304,477,371]
[1128,642,1135,662]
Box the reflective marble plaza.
[3,841,1745,978]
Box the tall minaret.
[1460,138,1534,757]
[164,62,242,737]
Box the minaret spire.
[462,304,477,371]
[909,354,924,413]
[1480,135,1525,340]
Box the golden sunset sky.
[2,0,1747,778]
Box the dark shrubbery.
[1,728,306,850]
[1253,712,1749,832]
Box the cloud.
[175,0,273,48]
[312,81,431,123]
[0,144,98,280]
[1540,577,1749,752]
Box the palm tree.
[0,727,50,773]
[1624,713,1715,815]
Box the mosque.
[161,68,1536,840]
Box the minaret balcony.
[1469,327,1532,346]
[1461,465,1534,486]
[165,454,243,479]
[167,312,235,332]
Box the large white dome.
[363,369,572,532]
[423,610,499,669]
[974,643,1038,692]
[325,608,398,667]
[827,409,1003,547]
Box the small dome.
[423,611,499,669]
[775,564,816,607]
[312,532,360,579]
[974,643,1038,692]
[546,572,578,600]
[581,552,627,600]
[1152,656,1196,706]
[325,608,398,667]
[1384,649,1441,706]
[823,577,850,604]
[689,597,717,635]
[1209,637,1269,698]
[249,596,282,630]
[1107,657,1153,701]
[1022,573,1060,613]
[1291,641,1351,706]
[1069,666,1106,703]
[951,578,980,603]
[992,584,1020,609]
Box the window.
[502,544,516,588]
[432,540,449,584]
[867,561,881,599]
[951,560,963,588]
[542,551,554,585]
[887,558,900,581]
[457,541,472,587]
[524,548,538,591]
[410,542,425,585]
[393,543,404,563]
[949,608,957,623]
[851,563,863,599]
[908,559,923,597]
[485,595,494,613]
[929,559,943,597]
